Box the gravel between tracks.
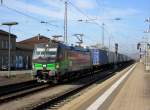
[0,73,33,87]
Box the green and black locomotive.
[32,41,91,83]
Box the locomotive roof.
[35,41,90,52]
[59,42,90,52]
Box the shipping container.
[91,49,109,65]
[108,51,115,64]
[91,49,100,65]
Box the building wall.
[0,34,16,70]
[16,49,32,69]
[0,35,16,49]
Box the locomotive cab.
[32,42,59,83]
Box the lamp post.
[1,22,18,78]
[145,17,150,33]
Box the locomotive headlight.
[43,64,46,67]
[32,64,34,69]
[56,64,59,69]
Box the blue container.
[91,49,108,66]
[91,49,100,65]
[99,50,108,65]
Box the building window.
[2,40,4,48]
[1,56,8,66]
[0,41,1,48]
[2,56,3,65]
[4,40,6,48]
[2,40,7,49]
[10,42,12,49]
[1,40,11,49]
[16,56,23,68]
[0,56,1,66]
[6,40,8,49]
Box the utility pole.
[64,1,68,44]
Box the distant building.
[17,34,50,48]
[0,30,17,70]
[16,43,33,69]
[0,30,50,70]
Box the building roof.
[17,34,50,48]
[16,43,33,51]
[0,29,17,38]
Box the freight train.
[32,41,132,83]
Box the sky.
[0,0,150,56]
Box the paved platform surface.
[58,64,134,110]
[59,63,150,110]
[0,70,33,86]
[107,62,150,110]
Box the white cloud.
[104,8,141,18]
[3,0,91,21]
[3,0,64,19]
[39,0,63,11]
[3,0,140,22]
[75,0,95,10]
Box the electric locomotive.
[32,41,91,83]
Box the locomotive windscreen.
[32,43,58,63]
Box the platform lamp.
[1,22,18,78]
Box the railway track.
[0,80,37,96]
[0,80,55,104]
[28,64,131,110]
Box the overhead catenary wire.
[59,0,108,45]
[61,0,121,48]
[0,2,58,27]
[1,0,116,45]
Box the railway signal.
[115,43,118,54]
[114,43,118,69]
[137,43,141,50]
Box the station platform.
[107,62,150,110]
[59,62,150,110]
[0,70,33,86]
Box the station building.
[0,30,49,70]
[0,30,16,70]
